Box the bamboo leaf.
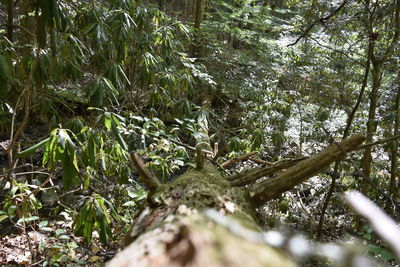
[18,138,50,158]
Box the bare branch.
[221,152,258,168]
[227,157,307,186]
[288,0,349,47]
[131,153,161,192]
[355,134,400,150]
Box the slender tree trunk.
[361,65,382,194]
[194,0,204,29]
[191,0,204,56]
[7,0,14,42]
[388,74,400,212]
[317,56,370,239]
[183,0,188,20]
[360,0,399,195]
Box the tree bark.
[388,75,400,211]
[191,0,204,56]
[361,0,400,195]
[250,134,365,205]
[7,0,14,42]
[194,0,204,29]
[361,65,382,194]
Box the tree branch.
[131,153,161,192]
[250,134,365,206]
[355,134,400,150]
[287,0,349,47]
[227,157,307,186]
[221,152,258,168]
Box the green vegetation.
[0,0,399,265]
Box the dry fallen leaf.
[89,255,102,263]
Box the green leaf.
[43,134,58,168]
[71,148,80,173]
[87,132,97,167]
[251,128,264,150]
[122,201,136,207]
[366,245,395,261]
[104,112,112,130]
[17,216,39,224]
[83,220,94,243]
[95,203,108,244]
[0,214,9,223]
[57,130,68,149]
[61,144,79,189]
[62,151,73,189]
[89,80,104,107]
[103,199,121,222]
[74,203,90,235]
[111,121,128,150]
[55,228,65,236]
[18,138,50,158]
[39,220,48,227]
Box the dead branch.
[221,152,258,168]
[355,134,400,150]
[250,134,366,206]
[130,153,161,192]
[196,144,205,170]
[287,0,349,47]
[227,157,307,187]
[248,157,273,166]
[6,47,38,166]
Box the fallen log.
[107,134,366,267]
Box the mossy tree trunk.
[107,135,365,267]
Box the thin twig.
[221,152,258,168]
[25,173,53,199]
[288,0,349,47]
[6,47,39,166]
[58,187,82,199]
[356,134,400,150]
[22,220,34,264]
[248,157,273,166]
[14,171,51,176]
[131,153,161,191]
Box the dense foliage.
[0,0,399,265]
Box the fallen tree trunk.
[107,134,366,267]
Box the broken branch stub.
[250,134,366,206]
[131,153,161,192]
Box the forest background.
[0,0,399,266]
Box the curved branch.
[288,0,349,47]
[131,153,161,192]
[250,134,366,206]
